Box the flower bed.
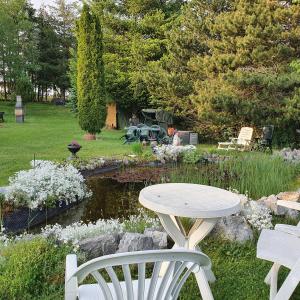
[2,160,91,233]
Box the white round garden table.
[139,183,241,285]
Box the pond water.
[47,166,168,227]
[41,162,238,228]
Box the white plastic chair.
[274,200,300,237]
[65,249,214,300]
[218,127,253,151]
[257,228,300,299]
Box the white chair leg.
[203,267,216,283]
[274,260,300,300]
[265,263,280,285]
[269,264,281,300]
[196,267,214,300]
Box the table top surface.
[139,183,241,218]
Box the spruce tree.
[77,3,106,135]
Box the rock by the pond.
[144,228,167,249]
[118,232,153,253]
[79,233,120,259]
[262,194,286,215]
[277,191,300,202]
[212,215,253,242]
[257,192,300,219]
[285,208,299,220]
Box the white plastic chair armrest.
[65,254,78,300]
[277,200,300,211]
[66,254,78,281]
[275,224,300,237]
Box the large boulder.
[144,228,167,249]
[79,233,120,259]
[212,215,253,242]
[118,232,154,253]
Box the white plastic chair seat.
[78,278,163,300]
[257,229,300,269]
[275,224,300,238]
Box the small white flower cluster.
[0,230,34,247]
[0,227,9,247]
[5,160,92,209]
[40,209,160,250]
[73,157,106,171]
[153,145,196,163]
[124,208,161,231]
[245,201,273,230]
[41,219,123,250]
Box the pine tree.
[77,3,106,135]
[49,0,78,100]
[191,0,300,142]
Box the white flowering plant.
[5,160,92,209]
[153,144,196,163]
[244,201,273,230]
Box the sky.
[30,0,76,9]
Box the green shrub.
[182,150,203,164]
[0,238,73,300]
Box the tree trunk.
[1,51,7,101]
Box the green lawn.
[0,102,132,185]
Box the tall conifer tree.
[77,3,106,136]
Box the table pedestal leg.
[157,213,218,285]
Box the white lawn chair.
[257,228,300,300]
[218,127,253,151]
[65,249,214,300]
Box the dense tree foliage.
[0,0,78,102]
[95,0,184,113]
[0,0,38,102]
[144,0,300,143]
[1,0,299,144]
[77,3,106,135]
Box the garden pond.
[4,152,299,233]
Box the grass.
[171,152,300,199]
[0,102,132,185]
[0,102,214,185]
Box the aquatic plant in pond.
[170,153,299,199]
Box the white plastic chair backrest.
[67,249,210,300]
[237,127,253,145]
